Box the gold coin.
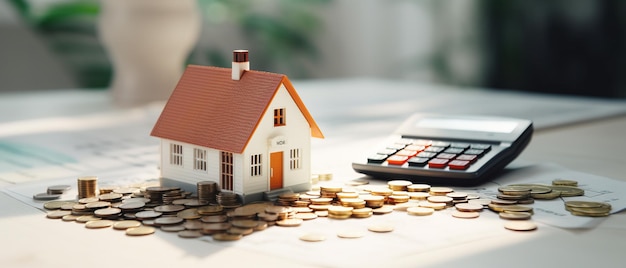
[178,230,204,238]
[498,186,532,196]
[468,199,492,206]
[197,205,224,215]
[552,179,578,187]
[264,205,293,214]
[427,196,453,203]
[547,185,584,197]
[228,227,254,236]
[183,220,204,230]
[161,225,186,232]
[314,210,328,217]
[455,203,484,212]
[46,210,71,219]
[212,233,242,241]
[113,220,142,230]
[336,192,359,199]
[502,205,533,213]
[294,212,318,220]
[418,201,446,210]
[429,187,454,196]
[126,226,156,236]
[276,218,303,227]
[508,184,553,194]
[85,220,114,229]
[177,209,201,220]
[299,233,326,242]
[78,197,99,204]
[372,205,394,215]
[531,191,561,200]
[451,211,480,219]
[94,207,121,217]
[154,216,184,226]
[43,201,76,210]
[446,192,468,200]
[202,223,232,232]
[62,214,80,221]
[406,206,434,216]
[407,192,430,200]
[337,230,364,239]
[407,184,430,192]
[231,220,260,228]
[504,220,537,231]
[393,202,419,211]
[499,212,532,220]
[76,215,101,223]
[565,201,611,209]
[200,215,228,223]
[367,223,394,233]
[85,201,111,209]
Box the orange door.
[270,152,283,190]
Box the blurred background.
[1,0,625,98]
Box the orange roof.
[150,65,323,153]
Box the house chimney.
[232,50,249,80]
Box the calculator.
[352,114,533,186]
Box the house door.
[270,152,283,190]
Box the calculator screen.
[415,118,518,133]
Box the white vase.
[98,0,201,107]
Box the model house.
[150,50,324,203]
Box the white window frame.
[289,148,301,170]
[250,154,262,176]
[170,143,183,166]
[194,148,207,171]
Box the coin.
[446,192,468,200]
[85,201,111,209]
[228,227,254,236]
[46,210,71,219]
[76,215,101,223]
[85,220,114,229]
[427,196,453,203]
[294,212,318,220]
[47,184,71,194]
[94,207,122,217]
[531,191,561,200]
[177,208,201,220]
[154,204,185,213]
[451,211,480,219]
[33,193,61,201]
[504,220,537,231]
[78,197,99,204]
[299,233,326,242]
[552,179,578,187]
[154,216,184,226]
[161,225,186,232]
[407,192,430,200]
[407,184,431,192]
[429,187,454,196]
[182,220,203,230]
[62,214,80,221]
[113,220,142,230]
[547,185,584,197]
[337,230,364,239]
[367,223,394,233]
[212,233,242,241]
[498,186,532,196]
[455,203,484,212]
[276,218,303,227]
[126,226,156,236]
[394,202,419,211]
[406,206,434,216]
[418,201,446,210]
[499,212,532,220]
[43,200,76,210]
[468,199,492,206]
[372,205,394,215]
[508,184,553,194]
[178,230,204,238]
[134,211,162,220]
[231,220,261,228]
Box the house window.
[274,108,286,126]
[290,148,301,170]
[170,144,183,166]
[250,154,262,176]
[221,151,234,191]
[194,148,207,171]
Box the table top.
[1,80,626,267]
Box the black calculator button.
[367,154,388,164]
[463,149,485,156]
[416,151,437,158]
[470,144,491,151]
[407,157,429,167]
[450,143,470,149]
[443,148,464,154]
[436,153,457,159]
[428,158,449,168]
[456,154,478,163]
[424,146,445,153]
[449,160,471,170]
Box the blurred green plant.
[8,0,329,89]
[8,0,111,88]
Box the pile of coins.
[197,181,218,204]
[216,192,241,207]
[565,201,611,217]
[77,176,98,198]
[33,184,71,200]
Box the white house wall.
[243,83,311,194]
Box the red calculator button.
[428,158,449,168]
[448,160,471,170]
[387,155,409,165]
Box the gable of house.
[150,65,323,154]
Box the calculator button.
[456,154,478,163]
[395,149,418,157]
[443,148,464,154]
[416,152,437,159]
[428,158,449,168]
[387,144,407,150]
[387,155,409,165]
[396,139,414,145]
[470,144,491,151]
[448,160,471,170]
[431,141,450,147]
[407,157,430,167]
[405,145,426,152]
[367,154,388,164]
[424,146,445,153]
[377,149,397,155]
[436,153,457,159]
[463,149,485,156]
[412,140,432,146]
[450,143,470,149]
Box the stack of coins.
[340,198,366,209]
[351,207,373,218]
[319,185,342,199]
[77,176,98,199]
[565,201,611,217]
[217,192,240,207]
[387,180,412,191]
[276,192,299,206]
[197,181,218,204]
[327,205,353,219]
[361,195,385,208]
[144,187,180,206]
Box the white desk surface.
[1,80,626,267]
